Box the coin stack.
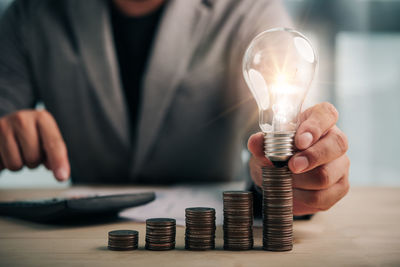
[223,191,254,250]
[262,165,293,251]
[185,207,216,250]
[145,218,176,251]
[108,230,139,251]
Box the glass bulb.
[242,28,317,162]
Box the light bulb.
[243,28,317,164]
[243,28,318,252]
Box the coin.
[262,165,293,251]
[185,207,216,250]
[146,218,176,225]
[108,230,138,251]
[223,191,253,251]
[145,218,176,251]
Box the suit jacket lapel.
[68,0,130,148]
[132,0,213,174]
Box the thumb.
[247,132,272,166]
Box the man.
[0,0,349,216]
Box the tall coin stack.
[185,207,216,250]
[223,191,254,250]
[145,218,176,251]
[108,230,139,251]
[262,165,293,251]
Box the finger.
[0,121,23,171]
[293,174,350,212]
[36,111,70,181]
[11,112,42,168]
[289,126,348,173]
[293,155,350,190]
[247,132,272,166]
[295,102,339,150]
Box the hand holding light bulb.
[248,103,350,215]
[244,29,350,215]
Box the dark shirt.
[109,1,164,139]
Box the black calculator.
[0,192,155,223]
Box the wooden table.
[0,187,399,266]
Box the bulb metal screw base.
[264,131,295,164]
[262,165,293,252]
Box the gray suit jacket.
[0,0,290,184]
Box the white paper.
[64,182,247,225]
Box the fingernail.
[292,156,309,173]
[298,132,313,149]
[55,168,69,181]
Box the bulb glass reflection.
[243,28,317,134]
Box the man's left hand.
[248,102,350,215]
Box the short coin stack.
[185,207,216,250]
[262,165,293,251]
[108,230,138,251]
[145,218,176,251]
[223,191,254,250]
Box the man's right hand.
[0,110,70,181]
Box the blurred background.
[0,0,399,188]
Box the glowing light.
[242,28,317,133]
[275,73,287,85]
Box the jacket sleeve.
[0,0,36,118]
